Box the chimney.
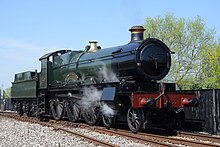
[88,41,98,52]
[129,26,146,42]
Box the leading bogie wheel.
[127,108,143,133]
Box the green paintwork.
[39,59,48,89]
[38,45,124,87]
[38,50,73,89]
[11,71,37,98]
[49,48,116,85]
[14,71,36,82]
[38,50,83,88]
[52,51,83,83]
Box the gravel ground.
[0,116,96,147]
[67,127,149,147]
[0,116,150,147]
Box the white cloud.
[0,38,56,89]
[0,38,76,89]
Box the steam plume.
[80,64,117,116]
[80,85,115,118]
[98,63,119,82]
[100,102,114,117]
[81,86,101,110]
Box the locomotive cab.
[38,50,71,89]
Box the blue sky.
[0,0,219,89]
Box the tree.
[201,44,220,88]
[3,87,11,98]
[143,14,218,89]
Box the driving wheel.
[82,106,100,125]
[50,98,64,120]
[127,108,143,133]
[65,99,81,122]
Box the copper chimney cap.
[129,26,146,42]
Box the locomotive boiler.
[11,26,198,132]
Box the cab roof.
[39,50,71,60]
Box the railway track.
[50,118,220,147]
[176,131,220,144]
[85,126,220,147]
[1,111,220,147]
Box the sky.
[0,0,219,89]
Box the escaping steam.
[80,85,114,117]
[100,102,114,117]
[98,63,119,83]
[80,63,117,116]
[81,86,101,110]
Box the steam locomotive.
[11,26,198,132]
